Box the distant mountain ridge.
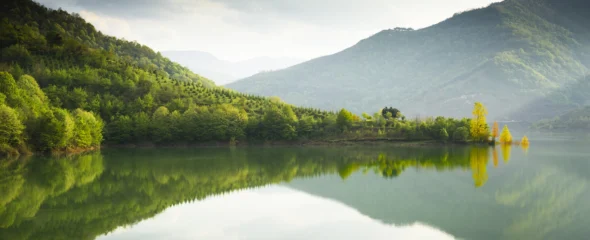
[162,50,304,85]
[228,0,590,121]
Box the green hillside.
[228,0,590,121]
[0,0,336,155]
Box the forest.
[0,0,500,157]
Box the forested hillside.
[228,0,590,121]
[0,0,332,155]
[0,0,482,156]
[533,106,590,130]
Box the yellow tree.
[521,135,530,147]
[499,125,512,144]
[492,121,499,139]
[469,102,490,142]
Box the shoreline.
[3,139,488,158]
[102,138,472,149]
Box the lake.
[1,134,589,240]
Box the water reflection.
[99,186,456,240]
[0,143,588,240]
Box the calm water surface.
[1,134,589,240]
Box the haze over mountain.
[161,51,304,85]
[228,0,590,121]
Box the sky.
[38,0,500,61]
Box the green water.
[1,135,589,240]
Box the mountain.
[228,0,590,121]
[161,50,303,85]
[533,105,590,130]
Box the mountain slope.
[0,0,340,154]
[162,50,303,85]
[228,0,590,120]
[533,106,590,130]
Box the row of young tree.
[471,102,529,147]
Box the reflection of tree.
[521,145,529,155]
[0,146,503,239]
[492,148,499,168]
[501,144,512,163]
[0,153,104,230]
[495,168,587,239]
[470,147,490,188]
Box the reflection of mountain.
[0,147,480,239]
[287,146,590,240]
[2,144,588,240]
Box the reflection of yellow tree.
[470,147,490,188]
[492,148,499,168]
[501,144,512,163]
[521,145,529,155]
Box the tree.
[298,115,315,137]
[491,121,499,139]
[452,127,469,143]
[0,104,24,151]
[151,106,171,143]
[336,108,354,131]
[107,115,134,144]
[361,112,372,121]
[521,135,530,147]
[0,72,20,106]
[71,109,103,148]
[381,107,400,119]
[261,106,296,140]
[469,102,489,142]
[439,128,449,142]
[499,125,512,144]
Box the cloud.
[37,0,500,61]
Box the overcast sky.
[38,0,499,61]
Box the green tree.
[336,108,354,132]
[0,104,24,154]
[72,109,103,148]
[439,128,449,142]
[262,106,297,140]
[0,72,20,107]
[151,106,171,143]
[453,127,469,143]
